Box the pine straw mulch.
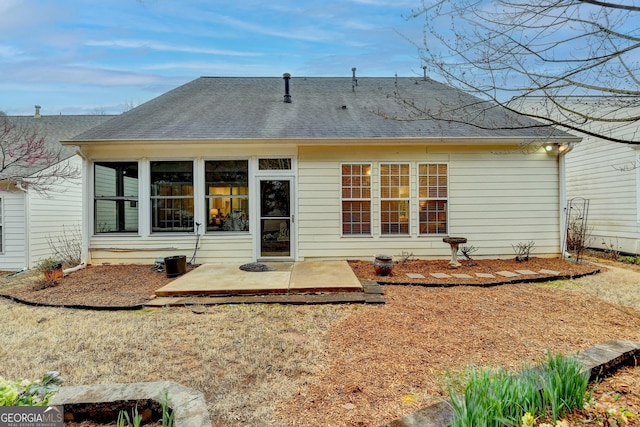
[1,257,640,426]
[348,256,600,286]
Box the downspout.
[75,148,92,267]
[559,143,576,257]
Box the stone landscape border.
[383,339,640,427]
[50,381,210,427]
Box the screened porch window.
[341,163,372,235]
[380,163,410,235]
[151,161,194,232]
[205,160,249,232]
[419,163,448,235]
[94,162,139,233]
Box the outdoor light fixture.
[542,142,570,153]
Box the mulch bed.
[0,258,600,308]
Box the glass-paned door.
[259,179,293,258]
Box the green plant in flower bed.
[0,371,62,406]
[448,353,589,427]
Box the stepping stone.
[406,273,425,279]
[430,273,451,279]
[515,269,539,275]
[539,269,560,275]
[475,273,496,278]
[451,273,473,279]
[496,271,519,278]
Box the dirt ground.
[1,256,639,426]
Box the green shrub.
[0,371,63,406]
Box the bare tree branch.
[412,0,640,144]
[0,117,80,195]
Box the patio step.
[146,289,384,307]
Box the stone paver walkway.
[416,268,561,281]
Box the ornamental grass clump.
[448,353,589,427]
[539,353,590,421]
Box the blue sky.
[0,0,425,116]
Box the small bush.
[513,241,535,262]
[46,224,82,267]
[0,371,63,406]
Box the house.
[63,74,580,266]
[0,109,114,271]
[517,96,640,255]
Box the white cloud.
[85,39,263,57]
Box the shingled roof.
[70,76,578,142]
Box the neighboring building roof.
[70,76,579,143]
[3,114,115,176]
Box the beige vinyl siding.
[0,191,27,270]
[298,145,560,260]
[566,137,639,253]
[27,156,84,266]
[89,234,254,264]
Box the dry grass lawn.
[1,257,639,426]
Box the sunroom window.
[341,163,372,235]
[94,162,139,233]
[205,160,249,232]
[419,163,448,235]
[150,161,194,232]
[380,163,410,235]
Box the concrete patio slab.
[154,261,362,297]
[406,273,426,279]
[289,261,362,293]
[475,273,496,278]
[451,273,473,279]
[430,273,450,279]
[155,263,291,296]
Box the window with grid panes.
[94,162,139,233]
[380,163,410,235]
[150,161,194,232]
[205,160,249,232]
[341,163,372,235]
[418,163,448,234]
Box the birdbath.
[443,237,467,268]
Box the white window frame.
[204,159,250,233]
[379,162,411,236]
[150,160,195,233]
[418,163,449,235]
[340,162,372,236]
[93,161,140,234]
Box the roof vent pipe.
[352,67,358,92]
[283,73,292,103]
[34,105,41,118]
[422,66,427,81]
